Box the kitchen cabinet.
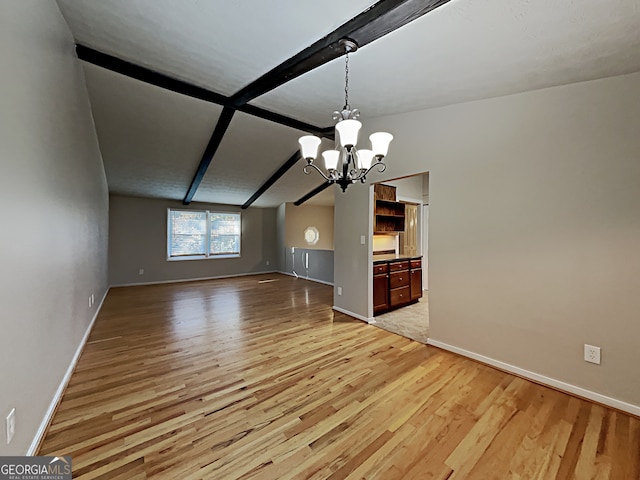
[389,260,410,307]
[410,259,423,301]
[373,263,389,315]
[373,256,422,315]
[374,184,405,233]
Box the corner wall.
[109,195,277,285]
[0,1,109,454]
[337,71,640,408]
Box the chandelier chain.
[344,50,350,110]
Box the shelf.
[374,184,405,233]
[374,218,405,233]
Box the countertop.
[373,254,422,263]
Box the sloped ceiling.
[56,0,640,208]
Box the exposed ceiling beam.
[75,45,328,137]
[294,182,333,206]
[228,0,451,107]
[183,107,235,204]
[238,104,330,139]
[241,151,302,209]
[76,44,228,105]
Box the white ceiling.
[56,0,640,208]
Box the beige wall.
[109,195,277,285]
[387,175,424,202]
[276,203,286,270]
[284,203,334,250]
[336,71,640,408]
[0,1,109,454]
[334,185,373,320]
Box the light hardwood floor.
[39,274,640,479]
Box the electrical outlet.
[360,235,366,245]
[584,344,601,365]
[91,293,95,306]
[266,260,270,266]
[139,268,144,275]
[6,408,15,444]
[89,295,92,308]
[337,286,343,296]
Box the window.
[168,209,241,260]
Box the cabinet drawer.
[389,261,409,272]
[410,259,422,269]
[373,263,388,275]
[390,286,410,306]
[389,270,409,289]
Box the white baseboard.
[427,338,640,417]
[278,271,334,286]
[111,270,279,287]
[27,288,110,455]
[332,306,373,324]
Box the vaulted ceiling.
[55,0,640,208]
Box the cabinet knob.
[399,277,403,281]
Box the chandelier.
[298,39,393,192]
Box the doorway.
[371,173,429,343]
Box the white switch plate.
[6,408,15,444]
[139,268,144,275]
[360,235,366,245]
[337,286,343,296]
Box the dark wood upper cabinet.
[374,184,405,233]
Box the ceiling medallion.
[298,39,393,192]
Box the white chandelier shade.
[298,135,321,161]
[369,132,394,157]
[335,119,361,148]
[356,149,374,170]
[321,150,340,171]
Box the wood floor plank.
[38,274,640,479]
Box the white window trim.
[167,208,241,261]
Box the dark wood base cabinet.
[410,258,423,301]
[373,257,422,315]
[373,273,389,315]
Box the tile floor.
[371,291,429,343]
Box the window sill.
[167,254,241,262]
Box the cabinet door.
[373,274,389,315]
[410,268,423,300]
